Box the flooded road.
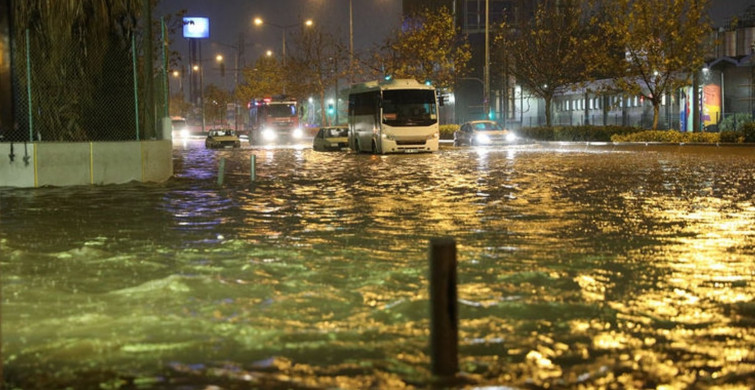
[2,140,754,389]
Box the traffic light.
[327,103,334,115]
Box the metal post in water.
[429,237,458,378]
[250,154,256,181]
[217,157,225,186]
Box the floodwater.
[1,140,754,389]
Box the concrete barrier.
[0,140,172,188]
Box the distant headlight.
[506,132,517,142]
[292,128,304,139]
[262,128,277,141]
[474,133,491,144]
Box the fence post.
[429,237,458,378]
[132,35,140,140]
[25,29,33,142]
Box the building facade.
[403,0,755,131]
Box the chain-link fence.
[9,28,161,142]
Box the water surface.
[2,142,754,388]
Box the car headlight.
[428,131,439,139]
[179,129,190,138]
[262,128,277,141]
[475,133,491,144]
[381,133,395,140]
[506,132,517,142]
[292,128,304,139]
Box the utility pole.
[349,0,354,85]
[483,0,490,120]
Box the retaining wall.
[0,140,172,188]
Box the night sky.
[155,0,401,75]
[155,0,755,88]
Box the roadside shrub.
[719,113,752,132]
[517,126,555,141]
[555,125,639,142]
[741,122,755,142]
[439,124,458,139]
[611,130,685,143]
[517,125,746,143]
[611,130,726,143]
[719,131,744,143]
[684,132,720,143]
[519,125,638,142]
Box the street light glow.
[216,54,223,62]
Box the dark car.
[453,120,517,146]
[312,125,349,151]
[205,129,241,149]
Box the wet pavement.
[2,139,754,389]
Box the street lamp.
[193,64,206,133]
[171,69,184,101]
[253,17,313,64]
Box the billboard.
[183,17,209,39]
[702,84,721,128]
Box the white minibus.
[348,79,439,154]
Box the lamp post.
[483,0,490,120]
[253,17,313,66]
[171,69,184,117]
[254,17,313,95]
[193,64,205,133]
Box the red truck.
[248,97,305,145]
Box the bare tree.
[599,0,712,130]
[236,55,285,103]
[377,6,471,90]
[203,84,232,126]
[496,0,601,127]
[288,25,348,126]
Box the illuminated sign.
[183,17,209,39]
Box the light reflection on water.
[1,141,754,388]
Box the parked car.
[205,129,241,149]
[312,125,349,151]
[453,120,516,146]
